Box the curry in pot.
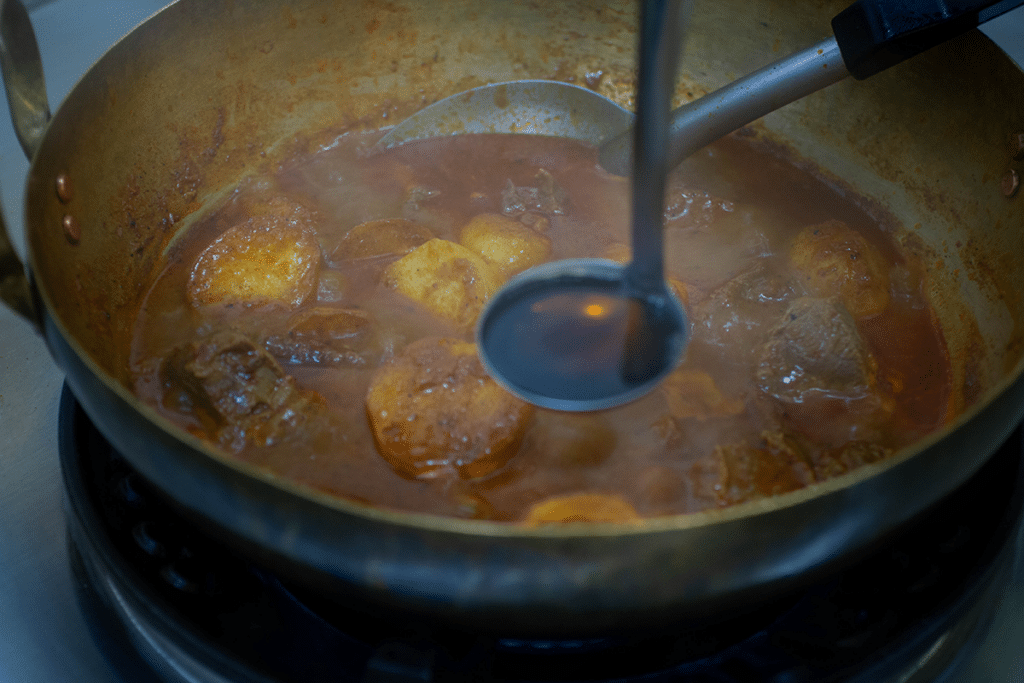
[130,130,951,523]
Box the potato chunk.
[329,218,433,262]
[524,493,641,525]
[366,337,533,480]
[382,239,501,327]
[188,211,321,309]
[460,213,552,279]
[789,220,890,319]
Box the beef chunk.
[329,218,434,263]
[264,307,375,366]
[756,297,878,403]
[756,297,892,444]
[161,331,324,452]
[694,430,893,507]
[523,412,617,468]
[690,264,794,366]
[661,368,744,421]
[694,431,814,507]
[501,169,568,216]
[810,440,891,479]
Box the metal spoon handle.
[600,37,848,177]
[602,0,1024,176]
[625,0,690,295]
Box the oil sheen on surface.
[130,131,952,523]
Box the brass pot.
[2,0,1023,636]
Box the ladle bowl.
[476,259,688,412]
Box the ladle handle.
[625,0,688,294]
[600,0,1024,176]
[834,0,1024,79]
[600,39,848,177]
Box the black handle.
[833,0,1024,79]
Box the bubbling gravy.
[130,131,951,523]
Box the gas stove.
[59,386,1024,682]
[2,2,1023,681]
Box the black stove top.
[60,385,1024,682]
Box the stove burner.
[60,386,1023,682]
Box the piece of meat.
[329,218,434,262]
[755,297,893,444]
[690,263,794,366]
[810,440,892,480]
[523,493,641,525]
[263,307,375,366]
[160,331,325,452]
[693,429,894,508]
[187,204,322,309]
[316,270,349,303]
[404,185,441,212]
[522,411,618,468]
[756,297,878,403]
[501,169,568,216]
[694,431,815,507]
[382,238,502,327]
[634,465,691,514]
[789,220,890,319]
[660,368,745,421]
[459,213,552,279]
[365,337,534,480]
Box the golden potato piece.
[524,493,641,525]
[789,220,890,319]
[661,368,744,421]
[460,213,552,279]
[330,218,434,262]
[366,337,534,480]
[602,243,690,307]
[382,239,501,327]
[188,213,321,309]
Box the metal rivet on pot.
[1002,169,1020,198]
[55,173,73,203]
[62,214,81,243]
[1010,132,1024,162]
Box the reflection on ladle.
[476,0,690,412]
[478,260,687,411]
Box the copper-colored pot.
[2,0,1023,636]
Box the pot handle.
[834,0,1024,79]
[0,0,49,327]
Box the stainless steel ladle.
[473,0,688,412]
